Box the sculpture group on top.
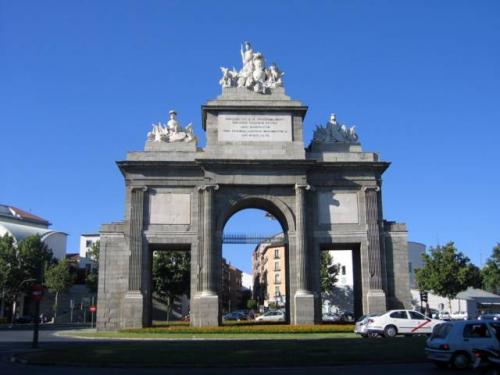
[147,110,196,143]
[219,42,285,94]
[313,114,360,144]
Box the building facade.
[253,241,287,308]
[0,204,67,260]
[407,241,426,289]
[221,258,243,313]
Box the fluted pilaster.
[295,183,310,293]
[128,186,147,291]
[198,184,219,295]
[364,186,383,290]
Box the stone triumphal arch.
[97,43,411,330]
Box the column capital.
[363,185,380,193]
[295,183,311,191]
[197,184,220,192]
[131,186,148,193]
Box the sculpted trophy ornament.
[147,110,197,144]
[313,113,360,144]
[219,41,285,94]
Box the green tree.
[0,234,19,318]
[17,235,54,283]
[246,299,257,310]
[320,251,339,294]
[1,235,54,322]
[45,259,74,320]
[416,242,481,310]
[152,251,190,322]
[481,244,500,294]
[85,241,100,293]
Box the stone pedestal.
[367,289,387,314]
[192,294,219,326]
[121,291,144,329]
[293,292,315,324]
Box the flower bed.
[122,323,355,335]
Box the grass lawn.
[21,333,429,367]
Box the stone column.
[201,184,219,295]
[364,186,387,313]
[293,184,315,324]
[192,184,219,326]
[122,186,147,329]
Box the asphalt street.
[0,328,476,375]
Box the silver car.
[425,320,500,369]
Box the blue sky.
[1,1,499,273]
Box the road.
[0,327,476,375]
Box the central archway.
[216,195,295,324]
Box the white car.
[450,311,469,320]
[439,311,452,320]
[363,310,442,337]
[255,310,285,322]
[426,320,500,369]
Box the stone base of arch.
[293,292,316,325]
[366,289,387,314]
[192,294,219,327]
[122,291,145,329]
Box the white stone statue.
[219,42,285,94]
[313,113,360,144]
[146,110,197,143]
[265,63,284,88]
[219,67,238,88]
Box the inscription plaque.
[218,113,292,142]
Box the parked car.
[255,310,285,322]
[322,312,341,322]
[14,315,33,324]
[478,313,500,321]
[439,311,452,321]
[425,320,500,369]
[231,310,255,320]
[222,311,248,321]
[450,311,469,320]
[354,314,379,337]
[363,309,442,337]
[340,311,355,322]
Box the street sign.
[89,305,97,313]
[32,284,43,301]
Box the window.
[341,266,346,275]
[274,249,280,259]
[408,262,413,273]
[274,274,280,284]
[463,324,491,338]
[86,240,93,248]
[274,261,280,271]
[389,311,408,319]
[275,286,280,296]
[409,311,426,320]
[432,323,452,339]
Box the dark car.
[14,315,33,324]
[478,313,500,321]
[340,311,355,322]
[223,311,248,321]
